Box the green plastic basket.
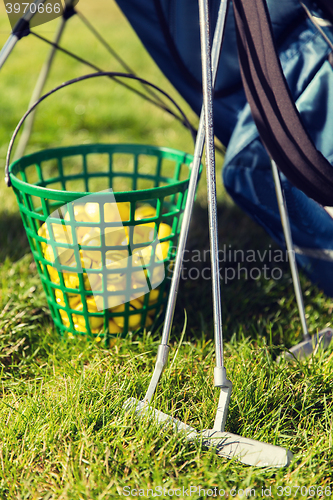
[6,73,200,346]
[8,143,196,345]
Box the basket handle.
[5,71,195,187]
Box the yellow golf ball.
[72,296,104,331]
[136,288,160,305]
[42,200,170,336]
[59,309,70,324]
[131,267,149,289]
[43,244,76,268]
[63,272,80,289]
[93,292,126,311]
[105,250,128,267]
[81,227,101,247]
[111,298,143,330]
[108,319,123,334]
[84,202,100,222]
[104,202,130,222]
[38,223,47,238]
[65,204,92,223]
[135,204,157,220]
[145,315,153,328]
[157,241,170,260]
[83,272,102,291]
[158,222,172,239]
[74,312,104,331]
[47,265,60,284]
[54,289,81,309]
[65,204,95,244]
[133,223,155,245]
[104,226,129,247]
[81,249,102,268]
[75,295,98,313]
[51,223,73,244]
[72,319,87,333]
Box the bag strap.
[233,0,333,206]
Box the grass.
[0,1,333,498]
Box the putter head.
[124,398,293,468]
[201,429,293,468]
[281,328,333,361]
[124,397,198,439]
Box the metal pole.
[0,0,47,71]
[271,159,309,340]
[14,16,67,160]
[0,35,19,71]
[143,0,229,403]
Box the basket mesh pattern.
[9,144,195,346]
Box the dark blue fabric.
[115,0,333,295]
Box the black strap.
[233,0,333,206]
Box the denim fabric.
[115,0,333,295]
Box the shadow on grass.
[0,211,30,262]
[173,200,292,344]
[0,201,307,355]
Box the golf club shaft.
[199,0,224,370]
[143,0,229,403]
[160,0,228,348]
[271,160,309,340]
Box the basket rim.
[9,143,196,202]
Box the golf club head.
[201,429,293,468]
[281,328,333,361]
[124,397,197,439]
[124,398,293,468]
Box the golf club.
[125,0,293,468]
[271,159,333,360]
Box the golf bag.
[115,0,333,296]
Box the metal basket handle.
[5,71,195,187]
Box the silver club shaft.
[144,0,229,403]
[198,0,224,372]
[160,0,228,349]
[271,160,309,340]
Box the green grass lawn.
[0,1,333,498]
